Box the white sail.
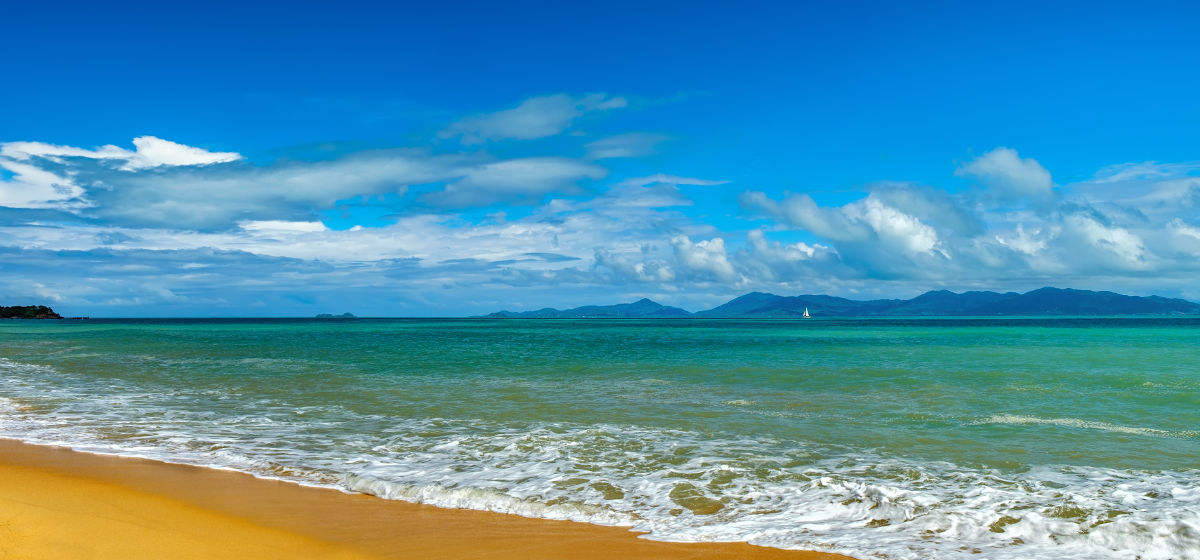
[803,307,810,318]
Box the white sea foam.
[978,414,1198,439]
[344,474,635,525]
[0,396,21,415]
[3,356,1200,559]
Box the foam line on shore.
[0,438,852,560]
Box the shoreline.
[0,438,857,559]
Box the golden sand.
[0,439,856,560]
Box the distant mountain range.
[487,298,691,318]
[485,288,1200,318]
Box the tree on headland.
[0,305,63,319]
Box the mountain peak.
[484,297,688,318]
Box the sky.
[2,1,1199,316]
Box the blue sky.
[2,1,1199,316]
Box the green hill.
[1,305,63,319]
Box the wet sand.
[0,439,857,559]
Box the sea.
[1,317,1198,559]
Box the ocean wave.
[4,355,1200,559]
[0,396,21,414]
[5,410,1199,560]
[344,474,635,526]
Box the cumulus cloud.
[745,229,819,261]
[742,191,862,242]
[956,147,1054,201]
[1170,219,1200,241]
[670,235,739,283]
[868,182,983,237]
[741,191,927,247]
[740,149,1200,289]
[593,248,675,283]
[4,128,1200,315]
[1060,213,1148,269]
[731,229,843,286]
[994,223,1049,257]
[846,196,945,257]
[441,93,627,144]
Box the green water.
[2,317,1198,559]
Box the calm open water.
[2,317,1198,559]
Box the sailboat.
[803,307,811,318]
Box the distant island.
[488,298,691,319]
[485,287,1200,318]
[0,305,63,319]
[315,313,357,319]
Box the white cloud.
[994,224,1050,256]
[440,93,626,144]
[618,173,728,188]
[585,133,669,159]
[1,140,129,161]
[1170,219,1200,241]
[740,191,870,242]
[740,148,1200,284]
[745,229,818,261]
[869,182,983,237]
[593,249,675,283]
[123,136,243,169]
[1165,219,1200,257]
[0,133,617,226]
[0,187,696,270]
[670,235,738,283]
[725,230,875,296]
[593,173,729,209]
[1062,213,1147,267]
[88,150,466,228]
[1066,162,1200,224]
[427,157,607,207]
[604,184,692,208]
[238,220,328,233]
[0,159,87,209]
[846,197,945,257]
[0,136,243,210]
[1088,161,1200,184]
[1,136,242,170]
[6,128,1200,315]
[956,147,1053,200]
[742,190,946,255]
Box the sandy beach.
[0,439,856,560]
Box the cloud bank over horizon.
[3,1,1197,316]
[2,93,1198,317]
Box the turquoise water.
[2,318,1198,559]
